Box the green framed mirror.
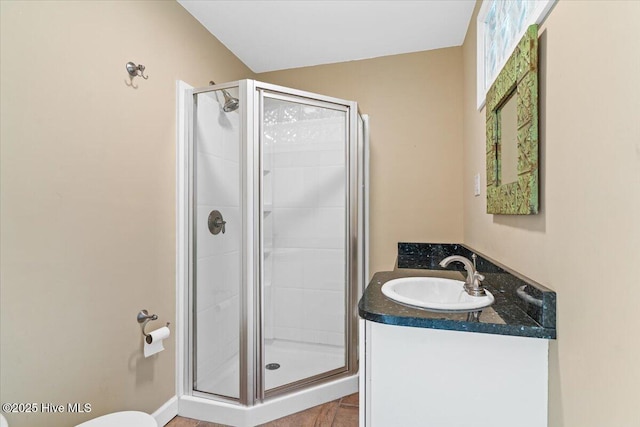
[486,25,539,214]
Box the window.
[477,0,556,110]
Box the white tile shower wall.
[195,92,241,391]
[264,102,347,347]
[270,248,345,346]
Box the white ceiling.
[177,0,476,73]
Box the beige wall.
[462,1,640,426]
[0,2,253,426]
[259,49,465,276]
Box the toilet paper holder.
[137,309,170,343]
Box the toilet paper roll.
[144,326,170,358]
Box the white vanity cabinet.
[359,320,550,427]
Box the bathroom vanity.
[358,243,556,427]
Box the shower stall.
[177,80,368,426]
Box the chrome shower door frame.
[254,82,360,402]
[186,80,361,408]
[189,81,249,405]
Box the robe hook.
[126,61,148,79]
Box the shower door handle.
[208,210,226,235]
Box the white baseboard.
[153,396,178,426]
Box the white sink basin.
[381,277,494,311]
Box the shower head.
[209,81,239,112]
[221,90,239,112]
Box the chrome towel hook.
[126,61,148,79]
[137,309,169,342]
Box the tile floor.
[166,392,359,427]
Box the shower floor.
[196,339,344,398]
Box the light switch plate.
[474,173,481,196]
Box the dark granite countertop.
[358,243,557,339]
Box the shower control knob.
[208,210,226,235]
[216,218,226,234]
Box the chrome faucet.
[439,254,487,297]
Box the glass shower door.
[260,92,349,394]
[192,87,242,400]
